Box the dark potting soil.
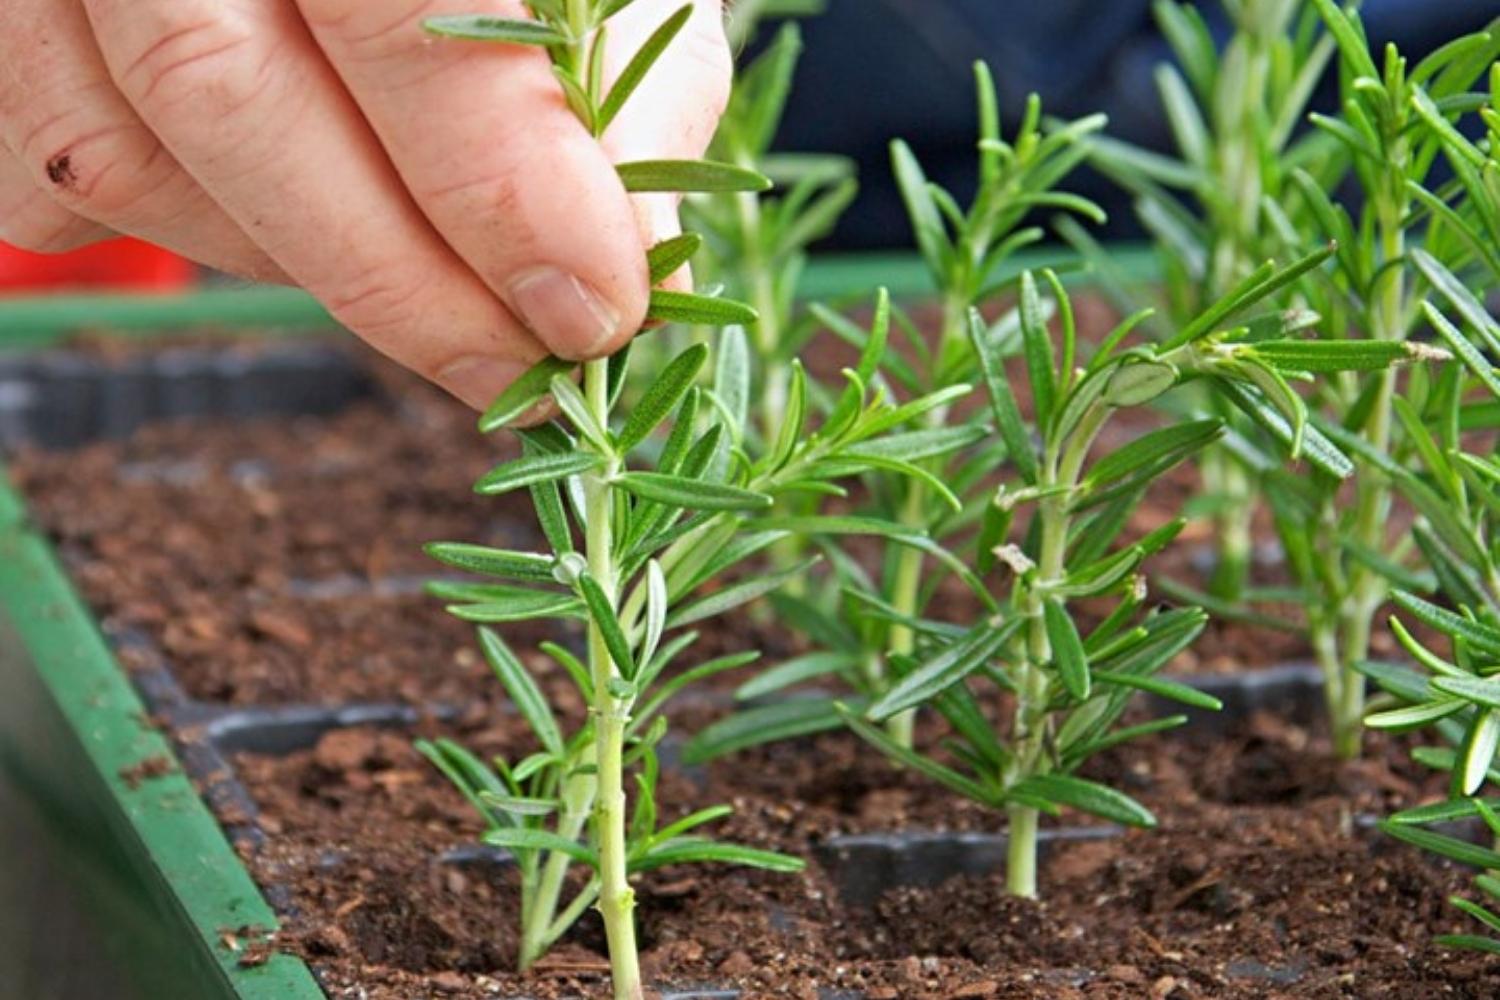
[234,708,1498,1000]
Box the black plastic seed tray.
[0,342,374,450]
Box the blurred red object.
[0,237,194,293]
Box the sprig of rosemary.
[687,67,1111,758]
[419,8,965,993]
[1241,2,1493,759]
[1078,0,1339,603]
[829,246,1419,897]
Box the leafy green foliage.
[690,28,1411,907]
[419,0,1500,970]
[683,21,858,444]
[704,232,1378,897]
[1077,0,1341,603]
[428,281,960,976]
[757,69,1109,752]
[1079,15,1493,779]
[1352,240,1500,954]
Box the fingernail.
[505,267,620,359]
[436,356,528,411]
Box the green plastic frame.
[0,471,325,1000]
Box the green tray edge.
[0,467,325,1000]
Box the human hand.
[0,0,731,408]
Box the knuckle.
[299,0,432,54]
[117,15,268,118]
[32,125,168,221]
[414,130,558,216]
[321,266,430,334]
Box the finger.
[0,0,284,281]
[601,0,730,290]
[600,0,732,167]
[294,0,649,361]
[0,142,114,253]
[82,0,548,410]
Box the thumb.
[600,0,732,281]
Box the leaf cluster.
[426,287,970,949]
[685,22,858,373]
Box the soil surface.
[236,708,1496,999]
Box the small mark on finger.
[45,153,76,189]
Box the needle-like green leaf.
[478,628,563,755]
[1008,774,1156,827]
[647,290,759,326]
[596,5,692,133]
[424,542,556,583]
[474,452,604,496]
[868,620,1019,721]
[617,159,772,192]
[478,356,575,433]
[617,344,707,453]
[1044,598,1090,700]
[646,233,703,284]
[423,15,568,45]
[613,472,773,511]
[483,827,598,866]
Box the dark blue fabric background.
[769,1,1500,248]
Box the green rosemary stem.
[1004,401,1107,897]
[581,356,642,1000]
[883,295,970,746]
[1333,210,1405,759]
[1004,804,1041,897]
[1205,454,1254,599]
[521,760,596,969]
[883,482,926,747]
[564,0,590,56]
[731,172,786,436]
[1309,615,1347,752]
[1006,500,1066,898]
[1202,29,1271,602]
[543,879,602,953]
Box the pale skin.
[0,0,732,409]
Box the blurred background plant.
[1073,0,1341,604]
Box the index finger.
[296,0,654,361]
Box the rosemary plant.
[836,247,1427,898]
[1080,0,1339,602]
[1351,252,1500,954]
[685,20,858,443]
[1362,576,1500,956]
[1300,44,1500,948]
[412,4,933,995]
[686,66,1111,760]
[863,73,1109,749]
[1355,267,1500,775]
[1410,59,1500,290]
[422,289,956,991]
[1249,1,1494,759]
